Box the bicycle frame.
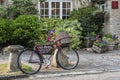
[28,34,71,65]
[28,44,55,64]
[28,44,68,66]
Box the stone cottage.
[1,0,120,38]
[104,0,120,39]
[2,0,91,19]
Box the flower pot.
[84,40,94,48]
[113,43,119,50]
[92,45,107,53]
[108,42,119,50]
[108,45,114,51]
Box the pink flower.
[47,37,51,41]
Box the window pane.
[56,2,60,8]
[52,2,55,8]
[67,2,70,8]
[45,2,48,8]
[45,9,49,15]
[63,9,66,15]
[41,9,44,15]
[52,9,55,15]
[63,2,66,8]
[56,9,60,15]
[67,9,70,15]
[40,3,44,8]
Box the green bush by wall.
[69,6,104,37]
[0,18,14,47]
[0,15,64,47]
[0,15,40,47]
[55,20,83,49]
[0,15,83,49]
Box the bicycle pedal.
[45,66,49,68]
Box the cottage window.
[40,2,49,18]
[39,0,72,19]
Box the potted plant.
[92,39,108,53]
[84,32,96,48]
[102,33,119,50]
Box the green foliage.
[102,33,119,43]
[12,15,40,47]
[0,16,83,49]
[0,0,37,19]
[94,40,107,48]
[0,5,7,18]
[38,18,64,44]
[69,7,104,37]
[0,18,14,47]
[0,15,40,47]
[55,20,83,49]
[39,0,46,2]
[0,16,64,47]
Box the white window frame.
[39,0,73,19]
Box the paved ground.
[28,72,120,80]
[0,48,120,79]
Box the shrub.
[0,18,14,47]
[12,15,41,47]
[69,6,104,37]
[0,15,40,47]
[55,20,83,49]
[1,0,37,19]
[38,18,64,44]
[0,16,64,47]
[0,16,83,49]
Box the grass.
[0,63,35,76]
[0,64,22,76]
[21,64,33,73]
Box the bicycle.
[17,30,79,74]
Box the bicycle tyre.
[17,49,42,74]
[56,47,79,70]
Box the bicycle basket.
[54,32,71,46]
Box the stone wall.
[73,0,91,9]
[104,0,120,39]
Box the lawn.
[0,64,22,76]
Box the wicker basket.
[54,32,71,46]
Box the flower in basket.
[94,39,108,48]
[92,39,108,53]
[102,33,119,50]
[102,33,119,45]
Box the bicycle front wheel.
[56,47,79,70]
[17,49,42,74]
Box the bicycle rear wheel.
[17,49,42,74]
[56,47,79,70]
